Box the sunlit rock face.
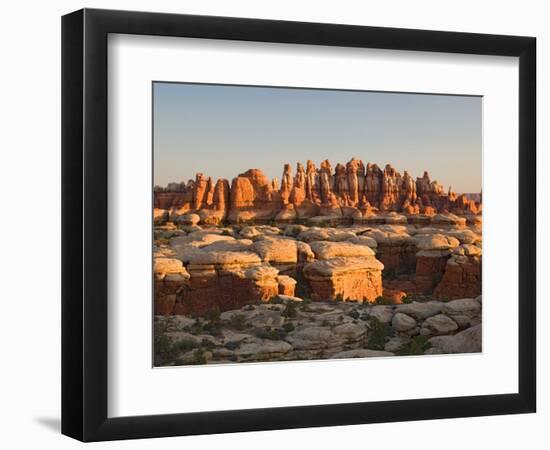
[152,160,481,317]
[153,220,482,316]
[303,256,384,302]
[153,159,482,225]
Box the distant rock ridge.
[154,159,481,225]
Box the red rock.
[174,264,281,316]
[303,256,384,302]
[433,255,482,300]
[277,275,297,296]
[382,287,408,304]
[384,279,417,294]
[154,160,482,224]
[415,254,449,294]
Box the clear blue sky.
[153,82,481,193]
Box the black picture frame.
[61,8,536,442]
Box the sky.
[153,82,482,193]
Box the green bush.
[200,338,216,351]
[228,313,247,330]
[204,306,221,323]
[256,327,287,340]
[281,301,298,318]
[154,327,177,366]
[282,322,295,333]
[373,296,394,305]
[396,335,432,356]
[201,307,222,336]
[172,339,198,353]
[366,317,388,350]
[191,348,208,365]
[225,340,241,351]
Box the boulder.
[348,235,378,249]
[173,213,200,226]
[153,208,169,225]
[392,312,417,332]
[415,234,460,251]
[309,241,375,260]
[235,339,293,359]
[433,256,482,300]
[369,305,395,324]
[439,298,482,328]
[395,301,443,320]
[303,256,384,302]
[252,237,299,264]
[420,314,459,335]
[425,324,481,354]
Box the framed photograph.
[62,8,536,442]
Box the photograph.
[152,83,483,366]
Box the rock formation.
[154,159,482,225]
[154,295,482,365]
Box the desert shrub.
[281,301,298,318]
[204,306,221,323]
[366,317,388,350]
[348,309,360,320]
[200,338,216,351]
[256,327,287,340]
[172,339,198,353]
[186,321,205,335]
[321,319,330,327]
[282,322,295,333]
[224,340,241,351]
[221,229,233,236]
[202,322,222,336]
[202,307,222,336]
[228,313,247,330]
[396,335,432,356]
[401,296,413,304]
[268,296,283,304]
[334,293,344,303]
[190,348,208,365]
[373,296,394,305]
[154,326,177,366]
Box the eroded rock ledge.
[154,218,482,316]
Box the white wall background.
[0,0,546,448]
